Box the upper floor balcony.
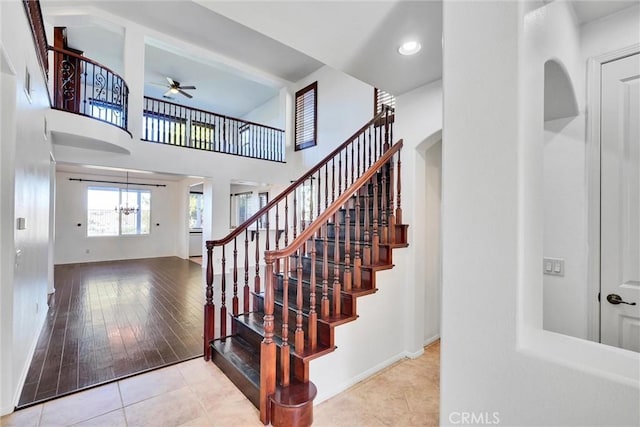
[24,0,285,162]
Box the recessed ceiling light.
[398,40,421,56]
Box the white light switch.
[543,257,564,276]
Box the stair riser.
[210,343,260,409]
[259,282,355,319]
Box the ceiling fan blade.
[166,76,175,86]
[178,89,193,99]
[164,89,174,97]
[179,85,196,90]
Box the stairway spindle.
[324,164,329,210]
[344,200,352,291]
[221,245,227,338]
[321,224,330,319]
[381,165,388,244]
[338,150,342,196]
[331,158,336,204]
[368,126,372,169]
[317,172,322,226]
[309,237,318,350]
[354,188,362,289]
[388,154,396,244]
[293,189,298,240]
[351,140,355,188]
[284,197,289,247]
[275,204,280,274]
[204,242,215,360]
[372,173,380,264]
[363,183,371,266]
[281,257,290,387]
[232,238,238,333]
[295,248,305,354]
[244,230,250,312]
[333,213,342,317]
[396,148,403,224]
[254,229,260,310]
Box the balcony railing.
[143,97,285,162]
[23,0,48,80]
[50,46,130,134]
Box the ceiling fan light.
[170,88,179,94]
[398,40,421,56]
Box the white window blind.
[295,81,317,151]
[375,88,396,115]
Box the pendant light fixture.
[115,172,139,215]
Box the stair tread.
[237,312,337,360]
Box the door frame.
[586,43,640,343]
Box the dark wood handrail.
[208,105,393,246]
[265,140,403,262]
[48,45,128,86]
[144,96,285,133]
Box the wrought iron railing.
[50,46,130,134]
[143,97,285,162]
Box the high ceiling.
[198,0,443,96]
[569,0,639,23]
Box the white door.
[600,53,640,352]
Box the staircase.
[203,107,407,426]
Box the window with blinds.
[374,88,396,125]
[295,81,317,151]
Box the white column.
[122,25,145,142]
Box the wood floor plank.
[17,257,204,408]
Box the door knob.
[606,294,637,306]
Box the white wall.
[288,65,374,175]
[424,140,442,344]
[542,4,640,339]
[54,171,187,264]
[0,0,53,415]
[241,93,283,130]
[395,81,443,355]
[441,2,639,426]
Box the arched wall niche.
[544,58,579,121]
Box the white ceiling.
[198,0,443,96]
[56,163,194,182]
[144,45,279,118]
[569,0,639,24]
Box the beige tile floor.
[1,341,440,427]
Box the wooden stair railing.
[204,106,408,426]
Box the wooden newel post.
[260,257,276,425]
[204,241,216,361]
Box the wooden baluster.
[321,224,330,319]
[232,238,238,333]
[332,158,336,203]
[332,213,342,317]
[388,152,396,244]
[293,188,298,240]
[384,106,390,152]
[309,237,318,350]
[351,140,355,188]
[368,126,372,169]
[254,229,260,310]
[204,242,215,360]
[363,182,371,266]
[338,151,342,197]
[372,173,380,264]
[295,248,304,354]
[301,181,306,235]
[260,259,276,425]
[343,200,352,291]
[317,172,322,222]
[358,134,362,177]
[244,230,250,312]
[324,164,329,210]
[221,245,227,337]
[354,189,362,289]
[284,197,289,247]
[275,204,280,275]
[281,256,290,387]
[381,164,388,244]
[396,148,403,224]
[309,177,314,223]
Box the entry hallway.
[2,341,440,426]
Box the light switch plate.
[543,257,564,276]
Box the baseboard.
[404,347,425,359]
[313,352,407,405]
[5,309,47,414]
[424,334,440,348]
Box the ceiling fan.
[151,77,196,99]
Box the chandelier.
[115,172,139,215]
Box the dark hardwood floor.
[18,257,204,407]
